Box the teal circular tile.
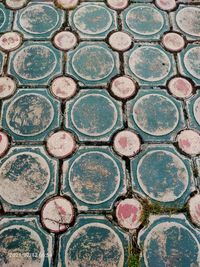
[176,7,200,38]
[71,93,118,137]
[126,6,164,36]
[137,150,189,202]
[7,94,54,136]
[13,44,57,81]
[143,221,199,266]
[69,151,120,204]
[0,152,50,205]
[73,5,112,35]
[71,45,114,81]
[132,94,179,136]
[65,223,124,266]
[129,46,171,82]
[184,46,200,80]
[0,8,5,30]
[19,4,59,35]
[194,97,200,126]
[0,225,45,266]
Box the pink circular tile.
[110,76,137,100]
[51,76,77,100]
[188,194,200,227]
[113,130,141,157]
[53,31,77,51]
[0,131,9,157]
[168,77,193,99]
[177,129,200,156]
[46,131,76,159]
[107,0,128,10]
[0,32,22,51]
[155,0,176,11]
[109,31,132,52]
[5,0,27,9]
[0,76,16,99]
[116,198,143,229]
[162,32,185,52]
[56,0,78,9]
[41,196,74,232]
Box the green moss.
[128,253,140,267]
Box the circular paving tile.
[19,4,59,35]
[68,151,121,204]
[56,0,78,9]
[155,0,176,11]
[132,94,179,136]
[53,31,77,51]
[143,222,199,266]
[0,8,5,30]
[41,196,74,232]
[0,152,50,205]
[7,94,54,136]
[162,32,185,52]
[129,47,171,82]
[0,76,16,99]
[137,150,189,202]
[51,76,77,100]
[6,0,27,9]
[176,7,200,37]
[107,0,128,10]
[110,76,136,99]
[73,5,112,35]
[13,44,57,81]
[116,198,143,229]
[0,31,22,51]
[47,131,76,159]
[65,223,124,266]
[72,45,115,81]
[168,77,193,99]
[188,194,200,227]
[0,131,9,157]
[109,31,132,51]
[177,130,200,156]
[0,225,44,266]
[126,6,164,36]
[194,97,200,126]
[184,47,200,80]
[71,94,118,137]
[113,130,141,157]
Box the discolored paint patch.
[56,0,79,10]
[127,89,185,142]
[53,31,77,51]
[14,3,64,39]
[59,215,129,267]
[66,42,119,86]
[172,6,200,39]
[0,146,58,212]
[162,32,185,52]
[139,217,200,267]
[8,42,62,85]
[107,0,129,10]
[5,0,27,10]
[131,145,195,207]
[65,90,123,142]
[51,76,77,100]
[0,131,9,157]
[109,31,132,52]
[62,147,126,210]
[116,198,143,229]
[121,4,169,40]
[41,196,74,232]
[155,0,176,11]
[110,76,136,100]
[0,217,53,267]
[69,3,117,39]
[1,89,61,141]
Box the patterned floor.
[0,0,200,266]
